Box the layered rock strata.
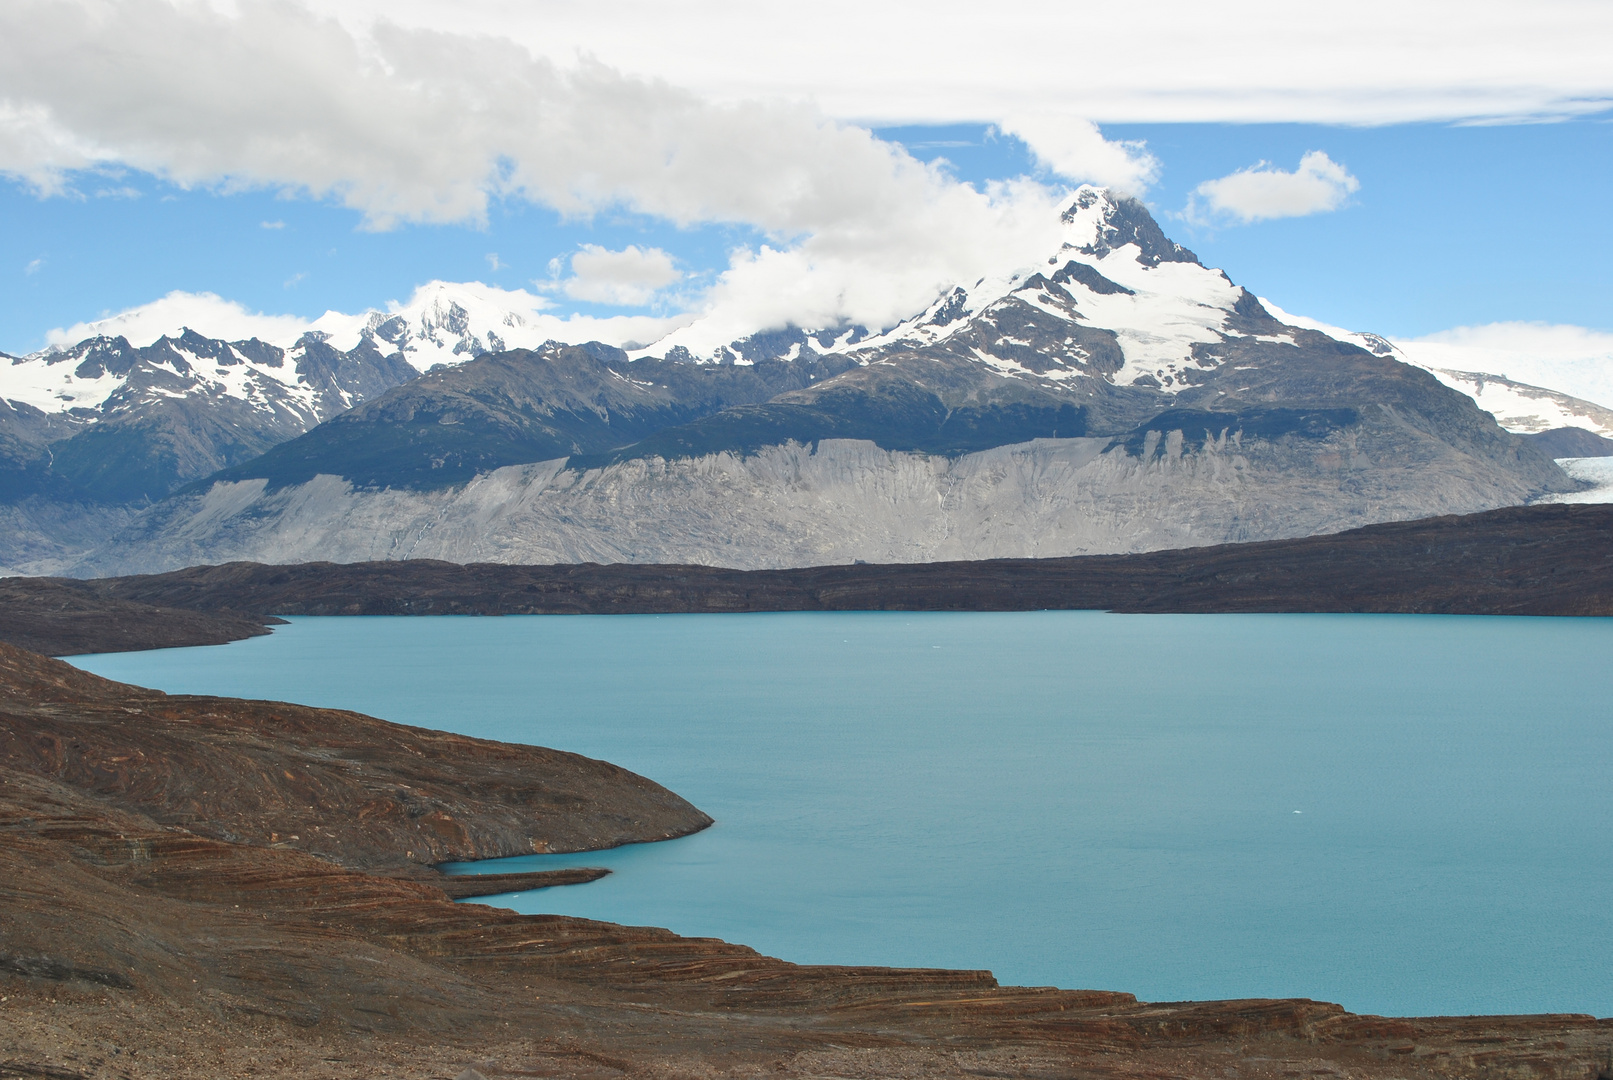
[2,642,1608,1078]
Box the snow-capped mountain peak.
[15,187,1610,454]
[682,186,1274,394]
[2,282,564,422]
[301,280,573,370]
[1058,187,1200,267]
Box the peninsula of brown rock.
[2,640,1609,1079]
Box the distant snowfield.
[1542,458,1613,504]
[1393,324,1613,413]
[1260,302,1613,436]
[39,282,686,370]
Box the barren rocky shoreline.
[2,640,1610,1078]
[2,502,1610,658]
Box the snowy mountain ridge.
[1260,303,1613,440]
[640,186,1266,394]
[6,187,1608,464]
[1,281,575,422]
[0,188,1330,420]
[5,187,1593,575]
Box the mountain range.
[3,188,1606,576]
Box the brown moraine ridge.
[2,502,1610,656]
[1,640,1609,1078]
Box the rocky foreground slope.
[2,641,1608,1079]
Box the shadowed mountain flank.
[200,343,856,492]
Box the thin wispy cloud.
[283,271,306,289]
[1187,152,1360,225]
[323,0,1613,126]
[260,219,286,229]
[24,258,42,276]
[486,253,503,272]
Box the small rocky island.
[1,639,1608,1078]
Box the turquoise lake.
[73,611,1613,1018]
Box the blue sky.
[6,116,1609,355]
[3,1,1611,358]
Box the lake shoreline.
[3,502,1609,658]
[5,637,1611,1079]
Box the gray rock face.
[0,499,139,577]
[78,418,1557,575]
[1525,427,1613,458]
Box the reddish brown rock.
[1,642,1608,1079]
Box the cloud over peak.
[44,290,313,348]
[998,117,1159,196]
[1188,152,1360,225]
[0,0,1131,338]
[558,245,683,307]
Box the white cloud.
[313,0,1613,127]
[38,280,687,355]
[8,0,1606,351]
[0,0,1097,340]
[654,178,1069,354]
[1392,322,1613,410]
[45,290,313,347]
[0,0,1071,236]
[0,99,112,194]
[561,245,682,307]
[0,0,1101,341]
[24,258,42,275]
[260,219,285,229]
[1188,152,1360,225]
[997,117,1158,195]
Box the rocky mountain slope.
[61,189,1577,575]
[0,330,415,504]
[0,282,578,571]
[5,189,1591,575]
[0,328,418,574]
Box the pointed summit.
[1060,187,1199,267]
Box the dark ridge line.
[2,503,1609,656]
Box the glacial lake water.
[73,611,1613,1018]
